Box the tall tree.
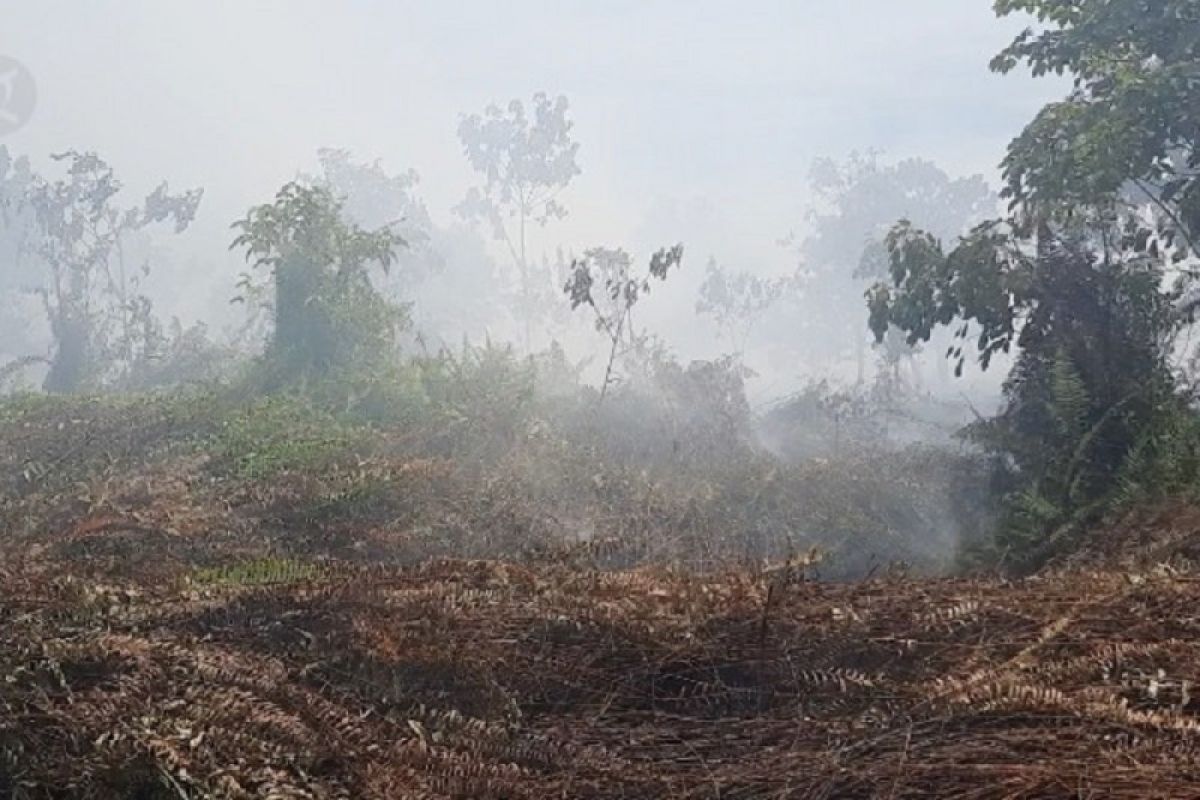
[993,0,1200,260]
[456,93,581,350]
[0,146,37,369]
[231,182,402,384]
[871,216,1178,562]
[311,147,436,283]
[309,147,510,349]
[867,0,1200,564]
[19,151,201,392]
[796,153,994,382]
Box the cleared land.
[3,396,1199,799]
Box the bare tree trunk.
[855,329,865,385]
[519,203,531,352]
[43,311,88,393]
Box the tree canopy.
[865,0,1200,565]
[993,0,1200,258]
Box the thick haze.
[4,1,1064,391]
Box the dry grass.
[7,550,1200,798]
[5,393,1200,798]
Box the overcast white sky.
[4,1,1060,238]
[1,0,1066,373]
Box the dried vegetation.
[4,393,1200,799]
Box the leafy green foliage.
[309,147,441,289]
[189,557,320,587]
[863,2,1200,567]
[564,245,683,399]
[791,153,995,381]
[209,395,363,480]
[993,0,1200,259]
[231,182,406,395]
[874,218,1179,567]
[412,340,544,458]
[868,220,1030,375]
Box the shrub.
[208,395,364,481]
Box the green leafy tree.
[564,244,683,399]
[993,0,1200,260]
[872,0,1200,378]
[231,182,403,386]
[873,218,1176,531]
[867,0,1200,564]
[456,93,581,350]
[309,148,511,349]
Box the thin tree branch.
[1133,177,1200,261]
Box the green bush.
[208,395,364,480]
[189,557,322,587]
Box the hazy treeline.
[0,122,1002,404]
